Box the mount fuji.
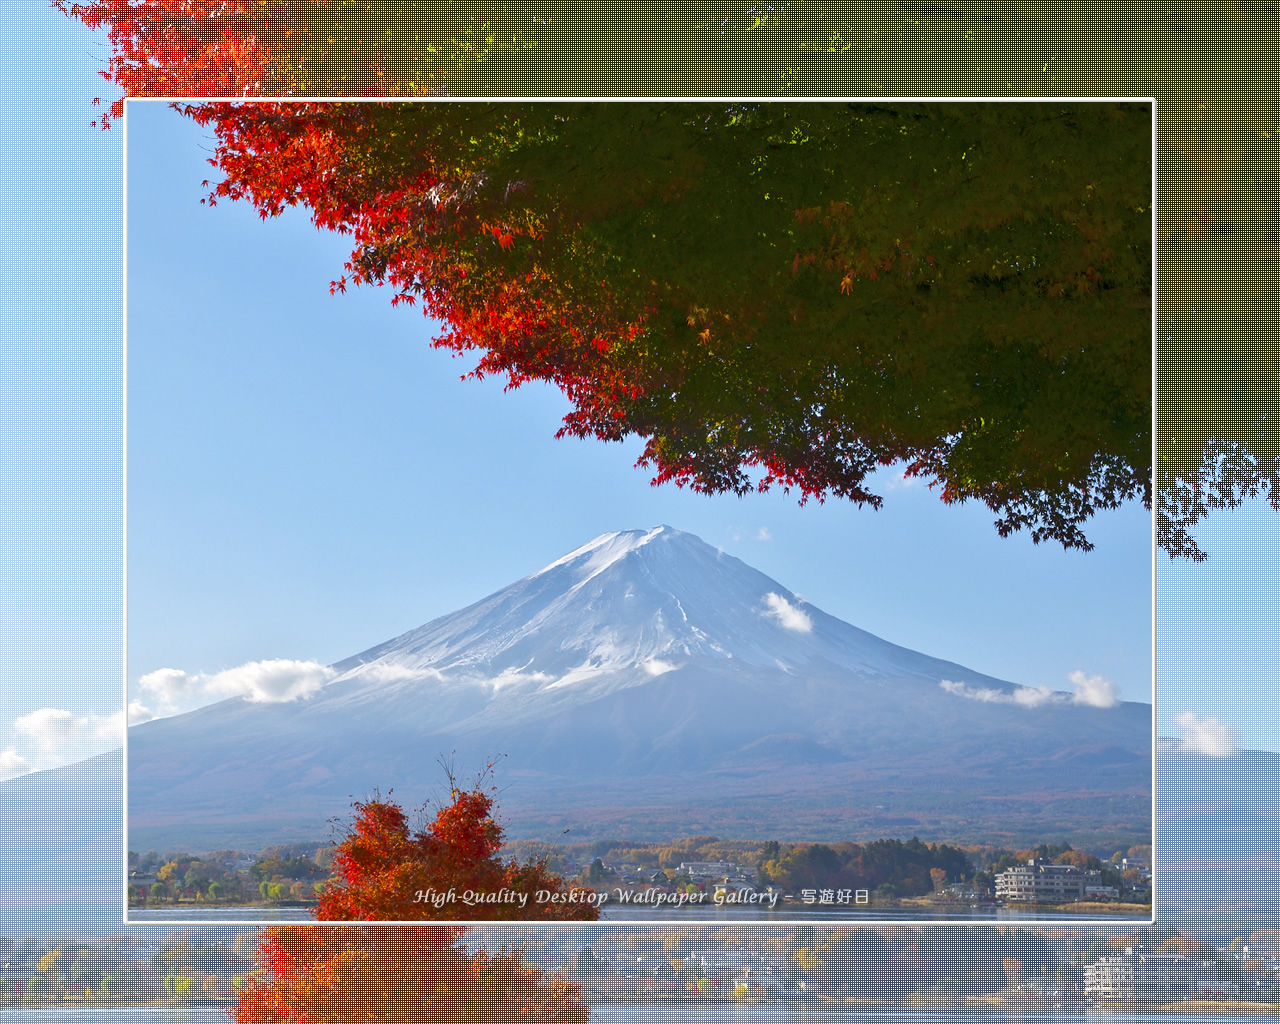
[129,526,1151,850]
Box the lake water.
[129,905,312,923]
[600,902,1146,923]
[5,1011,230,1023]
[592,1012,1274,1023]
[3,1005,1269,1022]
[129,903,1147,925]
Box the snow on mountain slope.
[128,525,1150,848]
[322,525,1014,706]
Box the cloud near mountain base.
[136,658,336,719]
[940,670,1121,709]
[1178,711,1237,757]
[761,592,813,633]
[14,707,124,753]
[0,748,31,780]
[0,708,127,778]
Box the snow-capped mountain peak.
[533,525,672,587]
[319,525,1022,708]
[128,525,1150,850]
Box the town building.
[676,861,737,880]
[1121,856,1150,876]
[995,859,1102,902]
[1084,947,1215,1002]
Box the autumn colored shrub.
[315,779,601,922]
[229,772,597,1022]
[231,925,590,1023]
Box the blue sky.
[123,101,1155,725]
[0,1,123,780]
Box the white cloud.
[875,462,922,491]
[941,679,995,701]
[1068,670,1119,708]
[211,659,334,703]
[12,708,75,751]
[642,658,677,677]
[0,748,31,780]
[352,663,446,686]
[137,658,336,717]
[128,700,155,726]
[5,708,124,773]
[135,667,204,715]
[13,707,124,753]
[487,666,554,691]
[940,679,1033,704]
[940,674,1119,709]
[1178,712,1237,758]
[1012,686,1059,708]
[757,527,773,541]
[761,592,813,633]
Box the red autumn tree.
[229,770,597,1024]
[177,101,1152,555]
[314,778,602,922]
[59,4,1280,566]
[231,924,591,1023]
[1052,849,1102,870]
[52,1,815,128]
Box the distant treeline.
[128,843,330,906]
[501,836,1151,895]
[127,835,1150,908]
[7,920,1278,1010]
[755,837,972,896]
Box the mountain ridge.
[128,526,1151,849]
[325,525,1087,703]
[3,742,1268,940]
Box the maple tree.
[231,924,590,1023]
[228,770,596,1022]
[53,0,810,127]
[314,773,602,922]
[56,6,1278,563]
[178,100,1151,552]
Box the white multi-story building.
[1084,948,1215,1001]
[676,861,737,880]
[995,859,1102,902]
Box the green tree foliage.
[184,100,1150,553]
[583,857,616,884]
[59,3,1280,563]
[250,852,324,883]
[65,2,1096,121]
[151,935,254,979]
[797,924,1059,1002]
[66,952,104,993]
[759,837,972,896]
